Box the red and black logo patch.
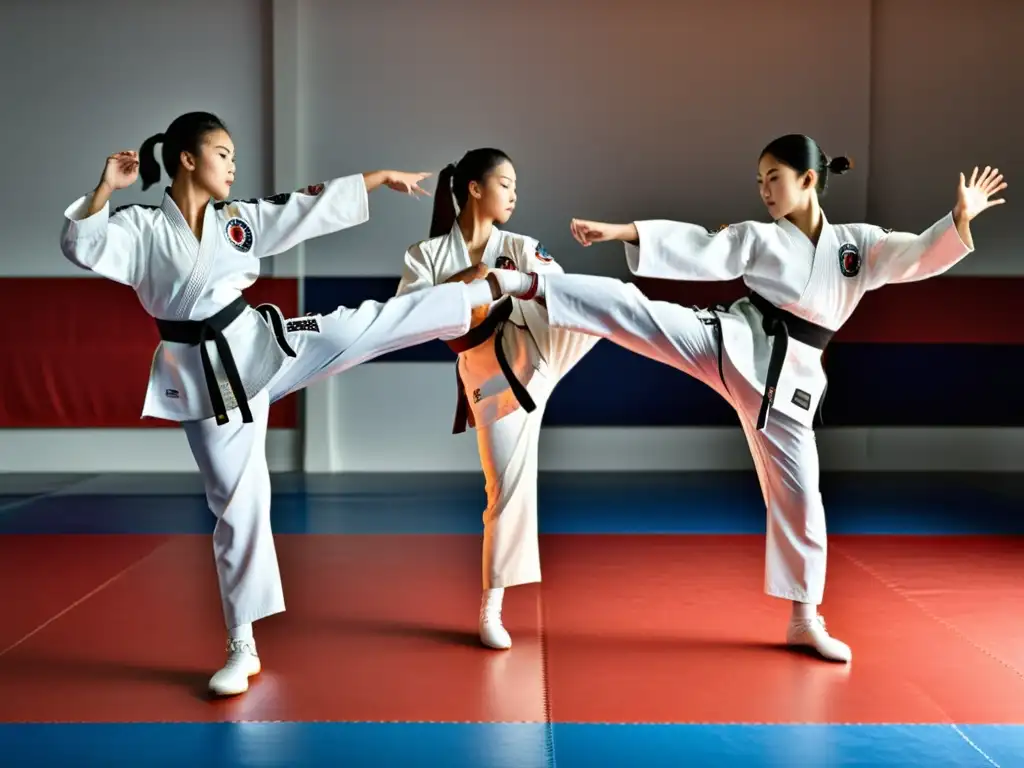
[225,217,254,253]
[494,255,518,271]
[838,242,860,277]
[300,183,325,196]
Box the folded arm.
[59,184,145,288]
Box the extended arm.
[862,213,972,289]
[235,170,432,259]
[864,166,1006,289]
[567,217,750,281]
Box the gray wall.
[2,0,1020,280]
[1,0,1021,473]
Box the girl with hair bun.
[488,133,1006,662]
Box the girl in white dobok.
[396,149,598,650]
[486,134,1006,662]
[60,113,521,696]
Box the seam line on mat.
[538,584,556,768]
[950,724,1001,767]
[835,545,1024,683]
[1,720,1018,726]
[0,539,169,658]
[0,475,101,518]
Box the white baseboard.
[2,422,1022,475]
[0,429,300,473]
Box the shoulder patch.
[534,242,553,263]
[838,241,861,278]
[881,227,893,234]
[705,224,729,236]
[224,217,255,253]
[299,183,324,196]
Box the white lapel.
[161,190,219,320]
[448,222,502,267]
[160,189,200,253]
[482,226,502,266]
[776,212,836,304]
[775,215,817,260]
[448,222,469,267]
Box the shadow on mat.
[285,615,482,649]
[0,655,213,701]
[279,616,834,660]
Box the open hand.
[101,151,139,191]
[954,166,1007,221]
[385,171,432,198]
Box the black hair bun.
[828,156,853,175]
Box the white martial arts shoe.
[208,638,262,696]
[479,589,512,650]
[786,615,852,662]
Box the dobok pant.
[476,321,599,590]
[540,274,827,605]
[183,283,473,628]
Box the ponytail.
[428,163,458,238]
[136,112,229,191]
[139,132,165,190]
[427,149,513,237]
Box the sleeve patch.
[299,183,324,196]
[534,242,553,262]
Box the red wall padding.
[0,277,299,428]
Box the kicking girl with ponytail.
[60,112,517,696]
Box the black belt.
[154,296,297,426]
[445,297,535,434]
[747,292,833,430]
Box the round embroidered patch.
[534,243,553,262]
[838,242,860,277]
[225,217,254,253]
[494,255,518,271]
[302,183,325,196]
